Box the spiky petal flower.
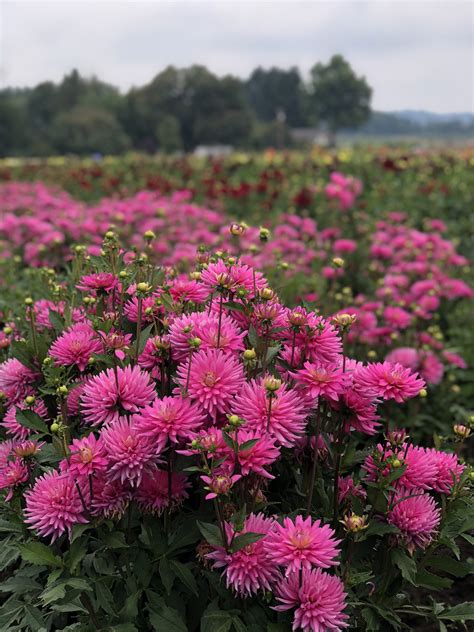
[232,378,308,447]
[207,512,278,596]
[76,272,118,293]
[274,567,349,632]
[101,417,158,486]
[0,359,38,405]
[66,434,108,477]
[425,448,465,494]
[291,362,345,403]
[91,475,131,519]
[175,348,244,420]
[264,515,340,575]
[24,470,88,541]
[136,468,189,515]
[0,457,29,501]
[137,396,205,451]
[354,361,425,403]
[1,398,49,441]
[49,323,103,371]
[226,430,280,479]
[363,444,438,491]
[81,366,155,426]
[387,489,441,553]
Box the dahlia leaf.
[48,309,65,333]
[391,549,417,584]
[169,559,199,596]
[15,408,48,434]
[200,609,233,632]
[415,569,452,590]
[159,557,175,595]
[197,521,224,547]
[18,541,62,568]
[439,602,474,621]
[150,605,187,632]
[230,532,265,552]
[94,580,117,617]
[426,555,470,577]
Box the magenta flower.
[207,513,278,596]
[24,470,88,541]
[0,359,38,405]
[101,417,158,486]
[230,430,280,479]
[76,272,118,293]
[201,473,242,500]
[425,448,465,494]
[274,567,348,631]
[175,348,245,420]
[232,378,308,447]
[91,475,131,519]
[1,398,49,441]
[387,489,441,553]
[264,515,340,575]
[136,468,189,515]
[354,361,425,403]
[363,444,438,491]
[137,395,205,450]
[50,323,103,371]
[292,361,345,403]
[0,457,29,501]
[67,433,108,477]
[81,365,155,426]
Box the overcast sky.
[0,0,473,113]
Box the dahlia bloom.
[49,323,103,371]
[175,348,245,420]
[292,361,345,403]
[169,312,245,361]
[230,430,280,479]
[385,347,420,372]
[338,476,367,504]
[0,457,29,501]
[426,448,465,494]
[81,365,156,426]
[169,277,210,304]
[201,260,267,298]
[0,358,38,405]
[207,513,278,596]
[291,315,342,365]
[24,470,88,541]
[67,433,108,477]
[363,444,437,491]
[387,489,441,553]
[420,353,444,385]
[201,472,242,500]
[264,515,340,575]
[91,475,131,519]
[274,567,348,631]
[354,362,425,403]
[101,417,158,486]
[136,468,189,515]
[232,378,308,447]
[1,398,49,441]
[138,335,170,379]
[76,272,118,293]
[137,395,205,451]
[383,306,412,330]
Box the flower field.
[0,148,472,631]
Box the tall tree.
[308,55,372,144]
[245,67,306,126]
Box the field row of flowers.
[0,153,472,631]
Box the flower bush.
[0,229,472,630]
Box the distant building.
[194,145,234,158]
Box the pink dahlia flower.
[387,489,441,553]
[363,444,437,491]
[81,365,155,426]
[425,448,465,494]
[76,272,118,293]
[292,361,345,403]
[66,433,108,477]
[175,348,244,420]
[49,323,103,372]
[420,353,444,385]
[232,378,308,447]
[137,395,205,451]
[24,470,88,541]
[0,457,29,501]
[274,567,348,631]
[0,358,38,405]
[385,347,420,371]
[354,361,425,403]
[1,398,49,441]
[207,512,278,596]
[91,475,131,519]
[231,430,280,479]
[101,417,158,486]
[264,515,340,575]
[136,468,189,515]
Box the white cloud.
[0,0,473,112]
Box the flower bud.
[419,388,427,398]
[342,513,368,533]
[57,385,68,395]
[453,424,471,439]
[143,230,156,241]
[230,223,246,237]
[243,348,256,361]
[392,458,402,468]
[24,395,36,406]
[3,326,12,335]
[264,377,282,393]
[50,422,60,434]
[189,337,202,349]
[259,287,275,301]
[24,297,34,306]
[332,257,345,268]
[259,227,270,242]
[136,282,152,295]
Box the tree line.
[0,55,373,156]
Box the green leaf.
[232,617,247,632]
[415,569,452,590]
[391,549,417,584]
[0,541,20,571]
[239,438,259,452]
[167,521,200,553]
[102,531,128,548]
[48,309,65,332]
[426,556,470,577]
[159,557,175,595]
[65,538,88,573]
[150,605,187,632]
[169,560,198,596]
[363,520,399,538]
[18,541,62,568]
[197,520,224,547]
[11,340,36,369]
[439,602,474,621]
[15,408,48,434]
[95,581,117,617]
[223,301,246,313]
[265,344,281,363]
[201,609,233,632]
[23,604,46,629]
[138,323,154,355]
[231,532,265,552]
[361,607,380,631]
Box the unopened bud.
[332,257,345,268]
[143,230,156,241]
[24,297,34,306]
[342,513,368,533]
[453,424,471,439]
[259,227,270,242]
[264,377,282,393]
[24,395,36,406]
[243,348,256,361]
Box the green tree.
[51,106,130,155]
[308,54,372,144]
[245,66,306,126]
[155,115,183,152]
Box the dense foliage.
[0,152,472,631]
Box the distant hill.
[344,110,474,137]
[391,110,474,127]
